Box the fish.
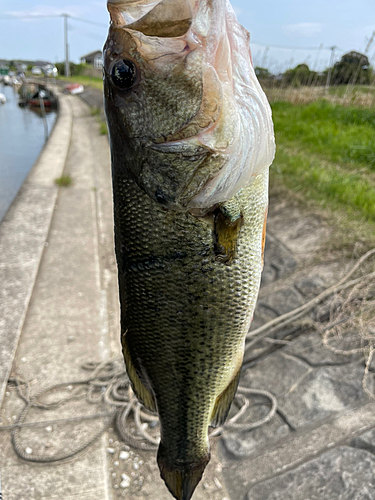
[103,1,275,499]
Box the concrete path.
[0,93,71,407]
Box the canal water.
[0,83,57,223]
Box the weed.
[55,175,73,187]
[90,107,100,116]
[99,120,108,135]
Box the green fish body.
[104,1,275,498]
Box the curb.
[0,91,73,406]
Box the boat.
[64,83,84,95]
[28,89,55,108]
[0,93,6,104]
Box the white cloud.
[283,22,323,38]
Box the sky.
[0,0,374,72]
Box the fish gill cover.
[105,0,275,210]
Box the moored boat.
[25,88,56,109]
[63,83,84,95]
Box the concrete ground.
[1,89,375,500]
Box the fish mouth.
[108,0,194,37]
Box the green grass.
[55,175,73,187]
[90,106,100,116]
[59,75,103,91]
[270,99,375,246]
[272,100,375,168]
[99,119,108,135]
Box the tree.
[55,62,86,77]
[283,64,316,87]
[255,67,271,79]
[332,51,372,85]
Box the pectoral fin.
[210,367,241,428]
[122,334,156,412]
[213,199,243,264]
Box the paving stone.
[286,331,361,366]
[261,234,298,286]
[267,206,329,257]
[350,427,375,455]
[250,285,305,333]
[242,351,309,401]
[243,349,367,431]
[1,440,108,500]
[246,446,375,500]
[280,362,368,428]
[294,276,326,298]
[260,263,278,286]
[221,411,290,458]
[258,286,304,317]
[220,403,375,500]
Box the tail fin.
[157,444,210,500]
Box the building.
[80,50,103,69]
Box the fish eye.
[110,59,137,91]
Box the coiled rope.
[4,249,373,464]
[3,358,276,463]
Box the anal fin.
[210,367,241,428]
[122,334,156,413]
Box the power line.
[251,40,344,52]
[0,14,61,20]
[0,13,108,27]
[70,16,108,28]
[69,24,106,42]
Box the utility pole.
[63,14,70,77]
[325,45,336,92]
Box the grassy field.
[58,75,103,91]
[270,97,375,247]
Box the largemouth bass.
[103,1,275,499]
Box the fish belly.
[112,164,268,473]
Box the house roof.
[33,61,53,67]
[81,50,102,59]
